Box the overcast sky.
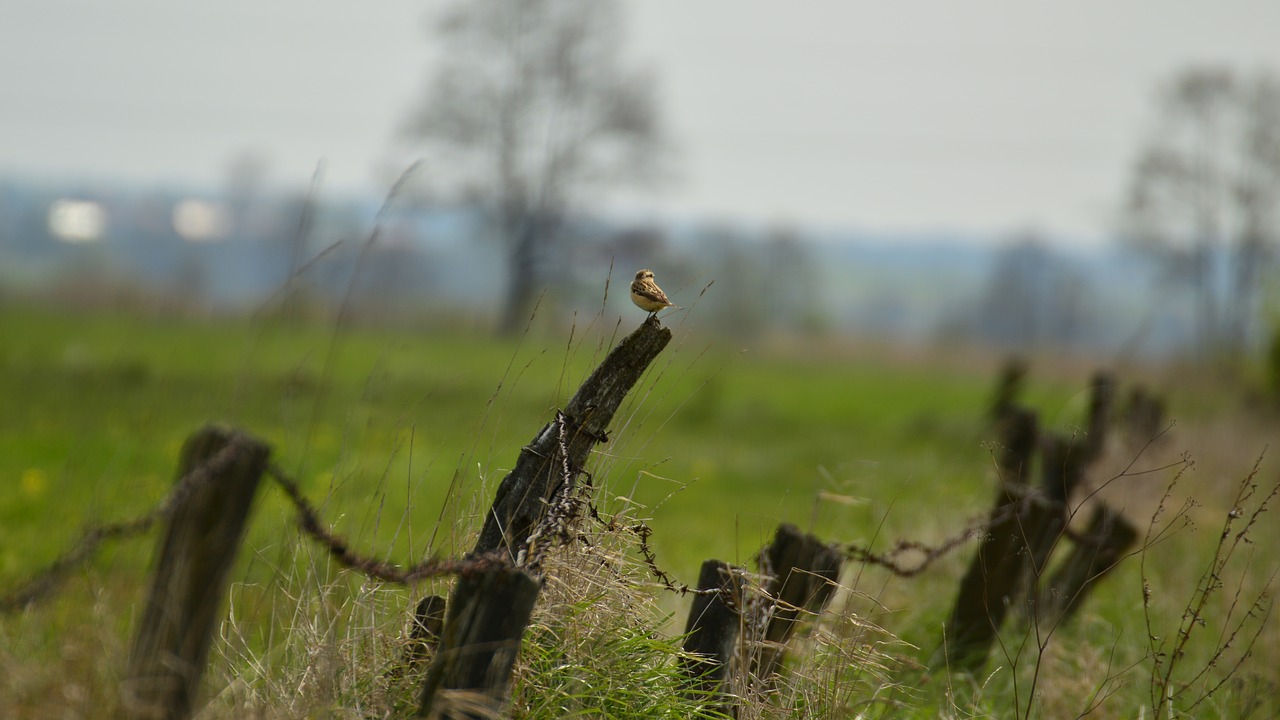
[3,1,1280,246]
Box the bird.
[630,269,675,317]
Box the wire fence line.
[842,495,1031,578]
[0,417,729,612]
[1,438,248,613]
[265,461,513,584]
[1,424,1026,616]
[0,440,506,614]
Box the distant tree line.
[1123,65,1280,362]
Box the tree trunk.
[498,218,541,336]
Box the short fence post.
[1041,505,1138,624]
[1122,384,1167,446]
[680,559,748,708]
[121,426,270,720]
[753,523,842,680]
[418,564,542,719]
[944,407,1039,670]
[402,594,448,673]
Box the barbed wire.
[0,513,158,613]
[0,440,515,614]
[585,487,1055,597]
[1,431,1089,615]
[583,501,725,598]
[517,411,586,574]
[841,491,1056,577]
[0,439,249,613]
[265,462,510,583]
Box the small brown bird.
[630,269,675,316]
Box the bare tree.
[694,225,768,339]
[1229,73,1280,350]
[973,231,1093,349]
[1124,66,1280,359]
[760,225,825,334]
[399,0,665,334]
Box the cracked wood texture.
[472,316,672,560]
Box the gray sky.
[4,1,1280,245]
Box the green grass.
[1,304,1049,585]
[1,303,1276,718]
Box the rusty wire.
[0,441,510,614]
[265,462,511,583]
[2,430,1054,615]
[0,439,250,613]
[841,492,1049,577]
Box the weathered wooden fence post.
[989,356,1028,422]
[121,426,270,720]
[1082,371,1116,463]
[1020,433,1088,615]
[418,564,542,719]
[417,316,672,714]
[943,369,1142,668]
[680,559,748,708]
[1022,371,1114,620]
[472,314,672,560]
[1121,384,1167,446]
[753,523,843,680]
[944,407,1039,670]
[1041,505,1138,624]
[401,594,448,673]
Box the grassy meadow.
[1,302,1276,718]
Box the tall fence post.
[121,426,270,720]
[944,407,1039,670]
[989,356,1028,422]
[418,316,673,713]
[1020,434,1088,615]
[472,315,672,560]
[1122,384,1167,446]
[1082,371,1116,463]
